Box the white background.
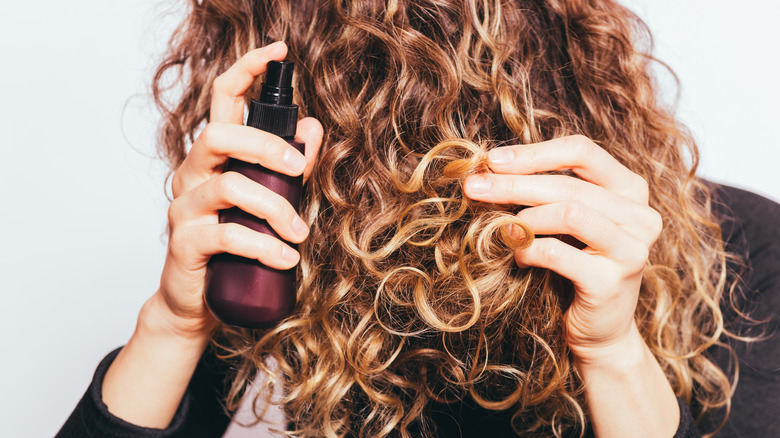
[0,1,777,437]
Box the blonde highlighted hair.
[153,0,746,436]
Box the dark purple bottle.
[205,61,303,328]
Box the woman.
[57,0,779,436]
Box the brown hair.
[153,0,744,436]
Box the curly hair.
[152,0,747,436]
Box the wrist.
[571,321,648,375]
[571,323,680,438]
[103,293,213,429]
[136,291,216,345]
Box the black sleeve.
[55,346,232,438]
[699,184,780,436]
[674,396,701,438]
[627,183,779,438]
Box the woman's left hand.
[463,135,663,363]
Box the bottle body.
[205,140,305,328]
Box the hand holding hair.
[464,135,678,437]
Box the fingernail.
[281,246,300,264]
[283,149,306,174]
[465,175,492,194]
[292,215,308,237]
[488,148,514,165]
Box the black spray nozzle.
[260,61,294,105]
[247,60,298,139]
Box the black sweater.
[56,185,780,437]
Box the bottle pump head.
[247,60,298,139]
[260,61,294,105]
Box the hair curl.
[152,0,749,436]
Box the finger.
[514,237,598,284]
[190,122,306,175]
[210,42,288,124]
[170,171,309,243]
[486,135,649,204]
[294,117,324,183]
[172,122,307,197]
[517,201,649,260]
[171,222,300,270]
[464,173,649,229]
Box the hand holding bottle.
[102,42,323,428]
[157,41,323,337]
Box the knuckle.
[514,248,530,267]
[253,234,273,257]
[215,224,240,249]
[557,177,581,199]
[621,242,649,272]
[567,134,593,158]
[515,208,529,225]
[646,208,664,239]
[634,243,650,265]
[213,172,241,200]
[270,197,290,221]
[561,201,589,231]
[267,135,288,159]
[199,122,218,147]
[525,143,539,163]
[167,228,186,259]
[506,175,522,197]
[516,143,538,164]
[167,199,181,226]
[633,173,649,191]
[538,240,561,263]
[632,174,650,201]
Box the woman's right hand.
[103,42,322,428]
[148,41,324,339]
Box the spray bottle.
[205,60,303,328]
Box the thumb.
[295,117,324,183]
